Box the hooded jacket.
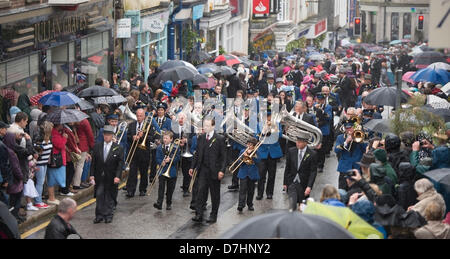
[3,133,24,194]
[414,221,450,239]
[29,109,43,141]
[412,189,446,219]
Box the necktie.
[104,144,109,162]
[206,134,210,142]
[297,150,303,171]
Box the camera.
[344,169,357,181]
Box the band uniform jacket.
[89,142,124,187]
[127,118,161,152]
[334,134,367,173]
[283,146,318,189]
[155,116,172,132]
[191,132,227,180]
[155,143,181,178]
[237,149,260,181]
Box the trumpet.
[188,168,198,193]
[148,139,181,195]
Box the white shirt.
[137,121,144,131]
[103,141,113,161]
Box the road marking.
[21,181,128,239]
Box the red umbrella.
[214,54,241,66]
[30,90,55,106]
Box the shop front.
[0,0,113,99]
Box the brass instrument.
[220,108,256,147]
[115,121,128,144]
[188,168,198,193]
[148,139,181,195]
[279,105,323,147]
[124,114,153,171]
[181,131,193,158]
[350,116,365,143]
[124,103,137,121]
[138,113,156,150]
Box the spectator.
[409,178,446,219]
[61,124,82,194]
[33,121,53,209]
[9,106,21,124]
[73,118,94,190]
[395,162,418,210]
[0,122,10,204]
[319,184,346,207]
[46,124,68,206]
[16,83,32,118]
[44,198,80,239]
[350,199,387,239]
[95,78,103,87]
[29,108,42,141]
[414,202,450,239]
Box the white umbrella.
[428,62,450,71]
[427,95,450,109]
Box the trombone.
[188,168,198,193]
[148,139,181,195]
[115,121,128,144]
[124,113,154,171]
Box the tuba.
[279,105,323,147]
[220,110,256,147]
[124,103,137,121]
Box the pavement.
[22,150,339,239]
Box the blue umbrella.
[410,67,450,85]
[389,39,402,45]
[39,91,81,106]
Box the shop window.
[0,54,39,98]
[391,12,399,41]
[81,32,110,86]
[207,29,217,54]
[51,43,74,88]
[403,13,411,39]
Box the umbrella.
[30,90,55,106]
[412,51,447,69]
[423,168,450,214]
[309,54,326,61]
[191,74,209,85]
[77,99,94,111]
[214,54,242,66]
[198,77,216,89]
[191,51,211,63]
[154,66,198,84]
[218,66,236,76]
[364,87,410,107]
[77,86,118,98]
[421,105,450,122]
[0,201,20,239]
[221,211,354,239]
[159,60,196,71]
[239,57,262,68]
[38,91,81,107]
[426,94,450,109]
[428,62,450,71]
[441,82,450,94]
[304,202,384,239]
[363,119,393,134]
[46,109,89,124]
[197,63,221,74]
[410,67,450,85]
[402,71,416,84]
[389,39,402,45]
[92,95,127,105]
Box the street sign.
[117,19,131,38]
[429,0,450,48]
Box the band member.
[314,93,332,173]
[237,137,260,212]
[283,134,318,211]
[228,101,247,191]
[173,112,197,197]
[96,113,128,151]
[286,101,316,150]
[256,111,283,200]
[150,102,172,182]
[126,108,160,197]
[190,117,226,223]
[153,131,181,210]
[90,125,124,224]
[334,118,367,190]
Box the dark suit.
[126,119,160,195]
[283,147,317,208]
[337,76,356,109]
[90,142,124,220]
[191,132,226,218]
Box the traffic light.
[354,17,361,36]
[418,15,424,31]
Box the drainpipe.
[168,0,182,60]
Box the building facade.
[358,0,430,43]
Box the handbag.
[70,152,81,163]
[48,150,63,168]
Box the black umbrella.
[0,201,20,239]
[77,86,118,98]
[155,66,198,84]
[239,57,262,68]
[412,51,447,67]
[221,211,354,239]
[191,51,211,63]
[364,119,393,134]
[424,168,450,214]
[191,74,208,85]
[92,95,127,105]
[159,60,196,71]
[218,66,236,76]
[364,87,410,107]
[197,63,221,74]
[46,109,89,124]
[77,99,94,111]
[421,105,450,122]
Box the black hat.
[296,131,310,142]
[157,102,168,110]
[0,121,9,129]
[247,88,255,95]
[357,153,376,168]
[286,74,294,81]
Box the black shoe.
[183,191,189,197]
[206,215,217,223]
[190,205,196,211]
[93,218,104,224]
[105,218,112,224]
[139,191,146,196]
[267,195,273,199]
[122,187,127,191]
[72,186,85,190]
[318,168,324,173]
[192,214,203,222]
[166,204,172,210]
[256,195,263,200]
[228,185,239,190]
[237,206,243,212]
[126,192,134,198]
[153,203,162,210]
[248,206,254,211]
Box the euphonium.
[220,109,256,147]
[279,105,323,147]
[124,103,137,121]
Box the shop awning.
[174,8,192,21]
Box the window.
[391,12,399,41]
[81,31,111,86]
[0,54,40,100]
[403,13,411,39]
[51,43,75,88]
[207,29,217,54]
